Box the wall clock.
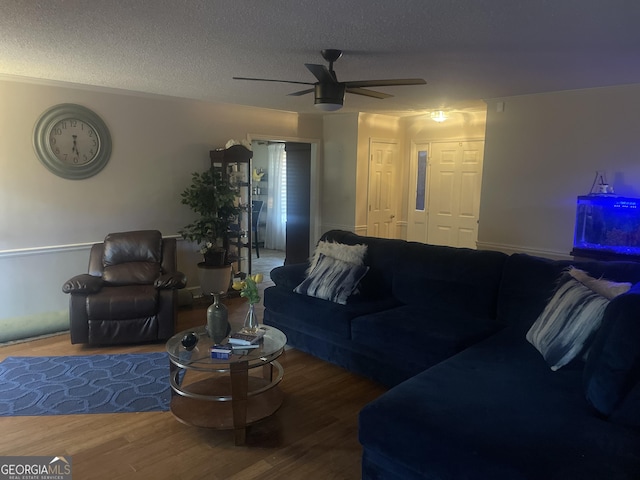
[33,103,112,180]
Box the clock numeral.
[50,137,57,146]
[70,120,77,128]
[53,127,62,136]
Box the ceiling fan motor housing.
[314,83,345,107]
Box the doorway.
[249,137,319,274]
[407,140,485,248]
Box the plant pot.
[198,263,232,296]
[203,249,226,267]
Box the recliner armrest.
[62,274,103,294]
[155,271,187,290]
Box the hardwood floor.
[0,288,386,480]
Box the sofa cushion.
[359,327,640,479]
[294,253,369,305]
[583,284,640,418]
[526,274,609,371]
[351,304,503,368]
[264,285,399,342]
[392,244,507,318]
[610,379,640,429]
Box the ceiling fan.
[233,49,427,111]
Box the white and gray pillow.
[526,267,632,371]
[295,253,369,305]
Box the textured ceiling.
[1,0,639,115]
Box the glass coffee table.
[166,325,287,445]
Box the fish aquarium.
[572,195,640,260]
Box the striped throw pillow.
[526,275,609,371]
[294,253,369,305]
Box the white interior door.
[367,140,399,239]
[427,141,484,248]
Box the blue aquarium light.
[573,195,640,257]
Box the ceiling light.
[314,102,343,111]
[430,110,448,122]
[314,83,345,112]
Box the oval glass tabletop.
[166,325,287,371]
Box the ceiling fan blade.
[344,78,427,88]
[345,87,393,99]
[304,64,337,83]
[233,76,314,86]
[288,88,315,97]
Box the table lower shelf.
[170,376,283,430]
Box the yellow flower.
[235,273,263,304]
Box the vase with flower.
[232,273,264,333]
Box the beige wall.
[479,83,640,258]
[321,113,359,233]
[0,77,322,341]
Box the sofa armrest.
[62,274,103,294]
[270,263,308,290]
[155,271,187,289]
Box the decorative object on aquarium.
[589,170,614,195]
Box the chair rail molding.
[0,234,182,259]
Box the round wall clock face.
[33,103,112,179]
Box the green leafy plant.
[232,274,263,304]
[179,167,242,265]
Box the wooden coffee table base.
[170,362,284,445]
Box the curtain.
[265,143,286,251]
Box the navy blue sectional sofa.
[263,230,640,479]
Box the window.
[416,150,427,211]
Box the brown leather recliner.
[63,230,187,345]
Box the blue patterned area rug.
[0,353,170,416]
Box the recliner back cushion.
[103,262,162,286]
[103,230,162,266]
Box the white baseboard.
[476,241,572,260]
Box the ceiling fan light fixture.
[314,83,345,112]
[430,110,448,122]
[314,102,343,112]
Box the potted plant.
[179,166,242,295]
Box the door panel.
[367,141,398,239]
[428,141,484,248]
